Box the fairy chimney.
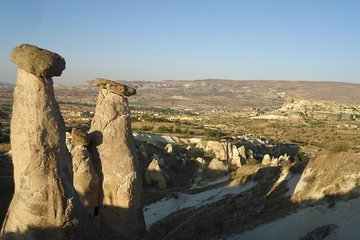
[1,44,95,239]
[89,78,145,239]
[70,128,100,221]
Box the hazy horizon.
[1,0,359,84]
[2,78,360,87]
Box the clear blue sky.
[1,0,359,84]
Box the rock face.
[89,79,145,239]
[70,128,99,220]
[1,44,94,239]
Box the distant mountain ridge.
[81,79,360,101]
[2,79,360,112]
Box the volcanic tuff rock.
[10,44,65,78]
[95,78,137,96]
[1,44,95,239]
[261,154,271,165]
[71,128,90,146]
[70,128,99,220]
[89,79,145,239]
[203,158,228,181]
[145,159,168,189]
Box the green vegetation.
[156,125,174,133]
[204,129,224,140]
[139,115,172,123]
[293,151,310,163]
[139,125,154,131]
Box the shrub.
[156,125,174,133]
[139,125,154,131]
[247,157,258,165]
[204,129,223,140]
[141,115,171,123]
[131,116,140,122]
[293,151,310,163]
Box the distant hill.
[3,79,360,112]
[0,82,14,87]
[73,79,360,111]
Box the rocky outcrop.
[204,141,229,160]
[144,159,167,189]
[195,140,247,167]
[164,143,173,154]
[89,79,145,239]
[230,145,246,167]
[1,44,95,239]
[262,154,271,165]
[70,128,99,220]
[203,158,228,181]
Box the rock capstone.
[71,128,90,146]
[10,44,65,78]
[95,78,136,97]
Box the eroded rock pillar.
[70,128,100,220]
[89,78,145,239]
[1,44,95,239]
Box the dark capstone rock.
[95,78,136,96]
[71,128,90,146]
[10,44,66,78]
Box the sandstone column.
[70,128,99,220]
[89,78,145,239]
[1,44,95,239]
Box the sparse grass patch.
[326,140,351,153]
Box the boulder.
[89,79,145,239]
[262,154,271,165]
[195,157,206,166]
[247,149,254,160]
[203,158,228,181]
[278,154,291,166]
[144,159,167,189]
[238,145,247,160]
[164,143,173,154]
[271,157,280,166]
[230,145,243,168]
[197,141,228,160]
[1,44,95,239]
[66,131,74,152]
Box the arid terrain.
[1,79,360,239]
